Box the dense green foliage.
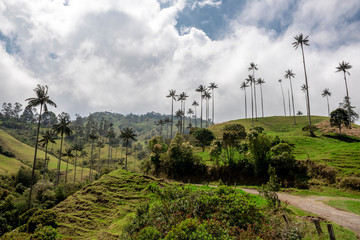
[191,128,215,152]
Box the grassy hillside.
[0,128,93,180]
[53,170,167,239]
[209,116,360,176]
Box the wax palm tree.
[208,82,218,125]
[53,116,72,186]
[38,130,57,179]
[175,109,184,133]
[285,69,296,124]
[192,100,199,127]
[256,78,265,118]
[166,89,178,139]
[96,141,105,170]
[278,79,286,116]
[248,62,258,119]
[301,84,309,116]
[202,91,211,127]
[71,142,84,182]
[80,150,87,182]
[25,84,57,208]
[156,119,165,136]
[336,61,352,126]
[187,108,194,128]
[196,85,206,128]
[178,92,189,134]
[293,33,311,126]
[88,133,98,180]
[119,127,137,171]
[164,117,171,139]
[321,88,332,117]
[245,75,255,125]
[64,148,74,183]
[240,81,249,119]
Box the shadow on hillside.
[323,133,360,143]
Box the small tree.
[191,128,215,152]
[222,124,247,164]
[330,108,350,134]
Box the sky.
[0,0,360,123]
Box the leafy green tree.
[330,108,350,134]
[25,84,57,209]
[322,88,332,117]
[285,69,296,124]
[209,139,222,166]
[191,128,215,152]
[38,130,57,179]
[119,127,137,171]
[53,116,72,186]
[293,33,311,126]
[339,97,359,123]
[248,130,272,177]
[208,82,218,124]
[166,89,178,139]
[336,61,353,126]
[148,136,167,175]
[240,81,249,118]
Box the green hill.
[209,116,360,177]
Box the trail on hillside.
[242,188,360,236]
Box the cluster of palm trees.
[240,63,266,125]
[166,83,218,137]
[25,84,138,208]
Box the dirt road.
[242,188,360,235]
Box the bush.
[19,208,39,226]
[305,160,337,184]
[30,225,62,240]
[164,218,214,240]
[27,210,57,233]
[137,226,161,240]
[339,177,360,190]
[16,167,39,188]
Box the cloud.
[0,0,359,124]
[191,0,222,10]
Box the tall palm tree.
[192,100,199,127]
[256,78,265,118]
[53,116,72,187]
[72,143,84,182]
[301,84,309,116]
[196,85,206,128]
[88,133,98,180]
[187,108,194,128]
[321,88,332,117]
[203,90,211,127]
[248,62,258,119]
[96,141,105,170]
[119,127,137,171]
[285,69,296,124]
[175,109,184,133]
[163,117,171,139]
[166,89,178,139]
[25,84,57,208]
[38,130,57,179]
[80,150,87,182]
[156,119,165,136]
[293,33,311,126]
[64,148,74,183]
[208,82,218,125]
[336,61,352,126]
[278,79,286,116]
[240,81,249,119]
[245,75,255,125]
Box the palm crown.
[336,61,352,75]
[322,88,331,97]
[292,33,310,49]
[248,62,258,72]
[256,78,265,85]
[192,100,199,107]
[285,69,295,79]
[208,82,218,90]
[166,89,178,100]
[53,117,73,137]
[26,84,57,112]
[38,130,57,147]
[240,81,249,90]
[120,127,137,144]
[196,84,206,93]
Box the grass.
[0,154,29,175]
[208,115,360,177]
[324,199,360,216]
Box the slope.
[208,116,360,176]
[52,170,167,239]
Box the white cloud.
[0,0,359,124]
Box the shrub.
[19,208,39,226]
[339,177,360,190]
[27,210,57,233]
[137,226,161,240]
[305,160,337,184]
[30,225,62,240]
[191,128,215,152]
[16,167,39,188]
[164,218,214,240]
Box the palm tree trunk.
[260,84,264,118]
[301,44,311,126]
[194,106,197,127]
[74,150,78,183]
[252,69,258,120]
[107,142,110,168]
[65,156,70,183]
[125,143,128,170]
[43,143,48,180]
[183,101,185,134]
[244,88,247,119]
[28,104,43,209]
[280,83,286,116]
[90,140,94,181]
[56,132,64,187]
[212,89,215,125]
[250,81,254,126]
[170,98,174,139]
[200,94,203,128]
[288,90,291,117]
[289,77,296,124]
[343,72,351,127]
[326,96,330,117]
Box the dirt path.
[242,188,360,235]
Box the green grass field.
[208,116,360,176]
[0,154,29,175]
[324,199,360,216]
